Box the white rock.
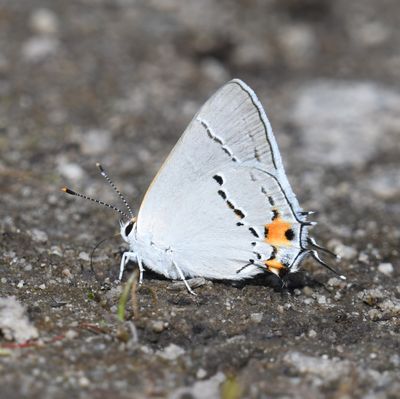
[58,162,85,181]
[30,8,59,35]
[22,36,59,62]
[200,58,229,84]
[308,329,317,338]
[328,240,357,260]
[367,168,400,200]
[78,376,90,388]
[80,129,112,155]
[30,228,48,243]
[351,21,389,47]
[278,24,317,68]
[0,296,39,342]
[50,246,63,257]
[390,354,400,367]
[368,309,381,321]
[65,329,78,340]
[377,262,394,276]
[78,252,90,262]
[250,313,263,323]
[169,372,225,399]
[157,343,185,361]
[284,352,350,382]
[291,81,400,166]
[317,295,327,305]
[378,299,400,315]
[196,368,207,379]
[151,320,165,333]
[327,277,344,288]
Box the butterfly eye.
[124,222,133,237]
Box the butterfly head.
[120,217,137,243]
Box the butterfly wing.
[135,79,308,279]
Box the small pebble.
[24,264,33,272]
[333,243,357,260]
[368,309,382,321]
[78,376,90,388]
[17,280,24,288]
[389,354,400,367]
[308,329,317,338]
[327,277,344,288]
[39,284,46,290]
[65,329,78,340]
[30,228,48,243]
[30,8,59,35]
[302,286,313,296]
[250,313,263,323]
[157,344,185,361]
[50,246,63,257]
[317,295,327,305]
[151,320,166,333]
[80,129,112,155]
[78,252,90,262]
[359,288,384,306]
[58,162,84,181]
[62,268,73,278]
[22,36,59,62]
[377,263,394,276]
[196,368,207,379]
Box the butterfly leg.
[172,262,197,296]
[137,256,144,285]
[119,251,137,280]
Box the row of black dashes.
[197,117,238,162]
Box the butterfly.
[63,79,344,294]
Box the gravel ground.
[0,1,399,398]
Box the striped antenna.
[96,163,134,218]
[61,187,129,219]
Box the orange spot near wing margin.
[264,212,293,246]
[265,259,286,277]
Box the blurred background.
[0,1,399,398]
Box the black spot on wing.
[249,227,259,238]
[213,175,224,185]
[285,228,295,241]
[218,190,227,200]
[234,209,245,219]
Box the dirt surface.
[0,1,399,398]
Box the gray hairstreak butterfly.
[63,79,345,294]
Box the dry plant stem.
[130,269,139,319]
[117,269,140,322]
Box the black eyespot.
[124,222,133,236]
[285,228,295,241]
